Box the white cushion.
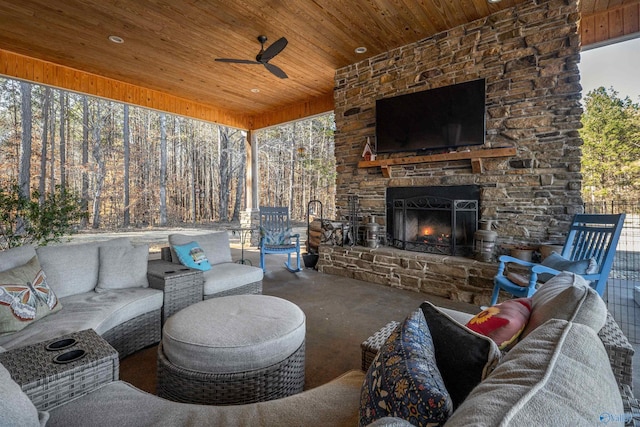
[169,232,232,265]
[0,245,37,272]
[445,319,623,426]
[202,263,263,295]
[0,288,162,350]
[96,245,149,291]
[36,238,132,298]
[163,295,305,374]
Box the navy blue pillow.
[359,309,453,426]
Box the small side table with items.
[0,329,119,411]
[147,259,204,324]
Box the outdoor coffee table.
[157,294,306,405]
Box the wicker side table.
[147,259,204,323]
[360,320,400,371]
[0,329,119,411]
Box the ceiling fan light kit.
[215,35,289,79]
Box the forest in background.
[0,78,336,231]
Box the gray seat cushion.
[0,363,48,427]
[162,295,305,373]
[46,370,363,427]
[201,262,263,295]
[0,288,163,350]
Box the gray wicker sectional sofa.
[0,238,162,358]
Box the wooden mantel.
[358,147,517,177]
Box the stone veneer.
[321,0,585,303]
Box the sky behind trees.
[580,37,640,101]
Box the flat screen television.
[375,78,486,154]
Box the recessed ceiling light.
[487,0,501,3]
[108,35,124,44]
[355,47,367,54]
[251,88,260,93]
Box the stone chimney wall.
[333,0,584,246]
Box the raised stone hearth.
[317,244,498,306]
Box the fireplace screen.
[387,187,478,256]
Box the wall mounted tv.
[375,78,486,154]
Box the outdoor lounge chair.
[491,213,626,305]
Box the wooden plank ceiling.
[0,0,638,130]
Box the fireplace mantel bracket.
[358,147,517,178]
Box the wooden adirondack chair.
[491,213,625,305]
[259,207,301,273]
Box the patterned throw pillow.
[465,298,532,350]
[359,309,453,426]
[260,227,292,246]
[172,241,212,271]
[0,255,61,335]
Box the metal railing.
[585,201,640,343]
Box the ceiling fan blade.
[264,62,288,79]
[260,37,288,62]
[215,58,260,64]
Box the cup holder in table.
[52,349,86,364]
[45,338,77,351]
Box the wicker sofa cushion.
[36,238,132,298]
[0,362,48,427]
[47,370,363,426]
[162,295,305,374]
[169,232,232,266]
[522,271,606,338]
[96,245,150,291]
[0,244,37,272]
[0,288,163,350]
[201,262,264,295]
[445,319,623,426]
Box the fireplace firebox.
[386,186,479,256]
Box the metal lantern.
[365,215,379,248]
[474,220,498,262]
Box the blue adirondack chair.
[490,213,625,305]
[259,206,301,273]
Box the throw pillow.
[173,241,212,271]
[96,244,150,292]
[420,302,501,409]
[260,226,292,246]
[445,319,623,426]
[465,298,532,350]
[359,309,453,426]
[538,252,598,283]
[0,256,61,335]
[521,271,606,338]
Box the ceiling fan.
[215,35,288,79]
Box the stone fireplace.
[387,186,479,257]
[320,0,586,305]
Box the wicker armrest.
[360,321,400,371]
[620,384,640,426]
[599,311,635,389]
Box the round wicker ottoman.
[157,294,306,405]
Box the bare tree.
[39,87,51,203]
[91,103,104,229]
[18,81,32,199]
[123,104,130,227]
[59,91,66,189]
[81,96,89,228]
[159,112,167,226]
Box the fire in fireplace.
[386,186,479,256]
